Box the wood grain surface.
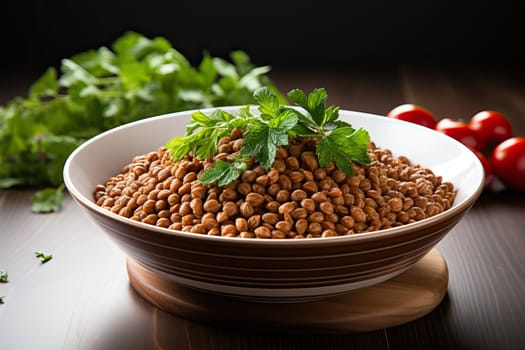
[1,63,524,350]
[127,248,448,334]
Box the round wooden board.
[127,248,448,334]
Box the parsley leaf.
[199,159,248,187]
[254,85,282,117]
[287,87,331,128]
[317,127,371,175]
[241,109,297,169]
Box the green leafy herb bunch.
[0,31,284,212]
[166,87,371,187]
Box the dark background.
[1,0,523,75]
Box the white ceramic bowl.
[64,106,485,302]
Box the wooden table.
[1,64,524,349]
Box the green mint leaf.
[0,271,8,283]
[199,160,248,187]
[35,252,53,264]
[0,296,4,304]
[31,184,65,213]
[317,127,371,175]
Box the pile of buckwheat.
[93,128,456,239]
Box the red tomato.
[387,104,437,129]
[491,137,525,190]
[468,147,494,188]
[435,118,483,150]
[468,110,512,150]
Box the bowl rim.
[63,106,486,247]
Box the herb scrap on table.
[0,271,8,283]
[35,252,53,264]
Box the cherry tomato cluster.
[387,104,525,191]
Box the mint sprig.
[166,87,371,187]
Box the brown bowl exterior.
[72,192,474,301]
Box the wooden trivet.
[127,248,448,333]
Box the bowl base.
[126,249,448,333]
